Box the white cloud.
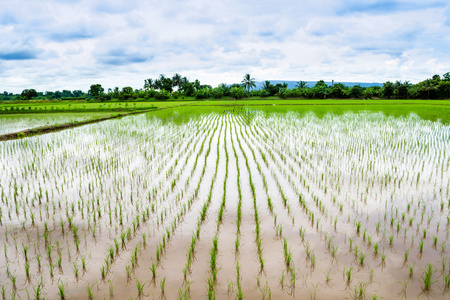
[0,0,449,92]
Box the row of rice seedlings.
[180,120,222,296]
[234,122,281,299]
[228,119,244,299]
[234,113,300,295]
[216,122,229,229]
[205,119,230,299]
[234,124,265,273]
[243,119,326,240]
[239,114,316,288]
[243,118,325,231]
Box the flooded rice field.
[0,109,449,299]
[0,113,114,135]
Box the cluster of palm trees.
[145,74,186,93]
[144,74,211,95]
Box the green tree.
[112,87,120,98]
[218,83,231,96]
[241,74,256,93]
[21,89,38,100]
[230,86,246,99]
[364,86,382,99]
[89,84,104,99]
[44,91,54,99]
[393,81,409,99]
[182,82,195,96]
[262,81,279,96]
[155,89,170,100]
[312,80,328,99]
[431,74,441,83]
[121,86,133,99]
[154,79,162,90]
[72,90,84,98]
[195,88,211,99]
[62,90,72,98]
[172,73,182,90]
[382,81,394,99]
[443,72,450,81]
[277,88,288,99]
[419,79,437,99]
[144,79,154,90]
[194,79,201,91]
[330,83,347,98]
[159,74,173,92]
[295,81,307,89]
[350,85,364,99]
[438,81,450,98]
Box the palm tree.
[218,83,231,96]
[421,79,437,99]
[191,79,200,91]
[172,73,182,90]
[154,79,162,90]
[295,81,307,89]
[262,80,271,91]
[144,78,154,90]
[241,74,256,93]
[159,74,173,92]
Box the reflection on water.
[0,113,111,134]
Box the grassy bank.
[0,100,187,114]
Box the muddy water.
[0,111,449,299]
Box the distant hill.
[254,81,383,89]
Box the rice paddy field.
[0,106,449,299]
[0,113,119,135]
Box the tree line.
[2,72,450,101]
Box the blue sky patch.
[0,50,37,60]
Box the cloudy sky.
[1,0,449,92]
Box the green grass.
[0,100,185,114]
